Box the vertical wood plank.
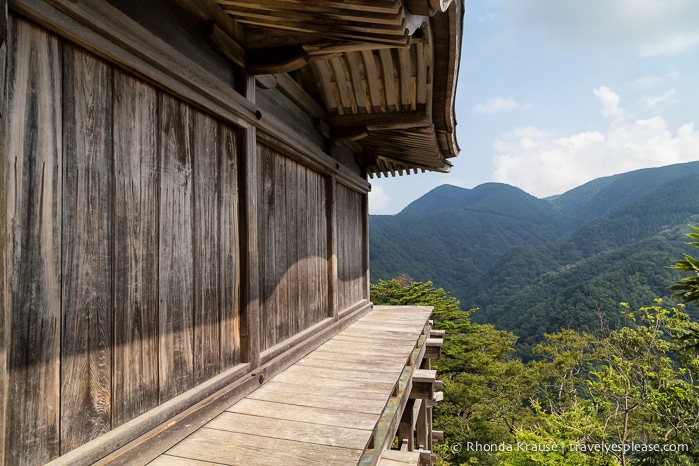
[5,16,62,464]
[327,175,338,319]
[0,3,9,463]
[159,92,194,401]
[193,110,221,384]
[318,175,328,319]
[113,69,159,426]
[259,144,275,351]
[313,175,333,321]
[219,124,240,369]
[274,152,288,345]
[60,42,114,454]
[285,157,299,338]
[297,165,308,331]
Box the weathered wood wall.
[258,144,330,351]
[3,11,370,463]
[336,183,369,312]
[3,16,242,463]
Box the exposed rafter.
[210,0,462,177]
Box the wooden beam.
[379,48,397,111]
[247,44,307,75]
[360,50,382,112]
[218,0,404,25]
[425,338,442,360]
[206,22,245,68]
[171,0,239,39]
[305,40,408,58]
[410,369,436,400]
[330,111,430,130]
[216,0,402,16]
[330,112,430,141]
[222,10,411,47]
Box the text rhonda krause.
[462,441,689,454]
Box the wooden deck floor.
[149,305,433,466]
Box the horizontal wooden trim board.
[149,306,434,466]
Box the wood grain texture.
[227,398,378,431]
[206,411,371,449]
[258,144,331,350]
[167,428,361,466]
[193,109,221,384]
[259,143,276,351]
[296,164,309,328]
[158,92,195,402]
[112,69,159,426]
[336,183,366,311]
[284,156,298,338]
[360,50,382,111]
[60,42,114,453]
[0,2,8,463]
[379,48,397,111]
[273,149,288,345]
[240,120,260,367]
[219,124,241,369]
[5,16,62,464]
[150,305,424,465]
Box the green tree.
[670,225,699,305]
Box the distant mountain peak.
[400,181,549,217]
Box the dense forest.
[372,273,699,465]
[370,161,699,356]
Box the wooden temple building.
[0,0,461,463]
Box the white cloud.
[368,185,391,214]
[640,88,676,108]
[631,71,680,89]
[492,88,699,197]
[472,96,530,114]
[501,0,699,56]
[593,86,623,118]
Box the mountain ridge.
[370,161,699,353]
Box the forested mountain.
[370,161,699,353]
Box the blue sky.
[369,0,699,214]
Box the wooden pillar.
[398,398,415,451]
[0,2,8,463]
[240,73,260,368]
[327,174,338,319]
[416,398,428,450]
[362,185,370,298]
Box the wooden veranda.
[148,305,443,466]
